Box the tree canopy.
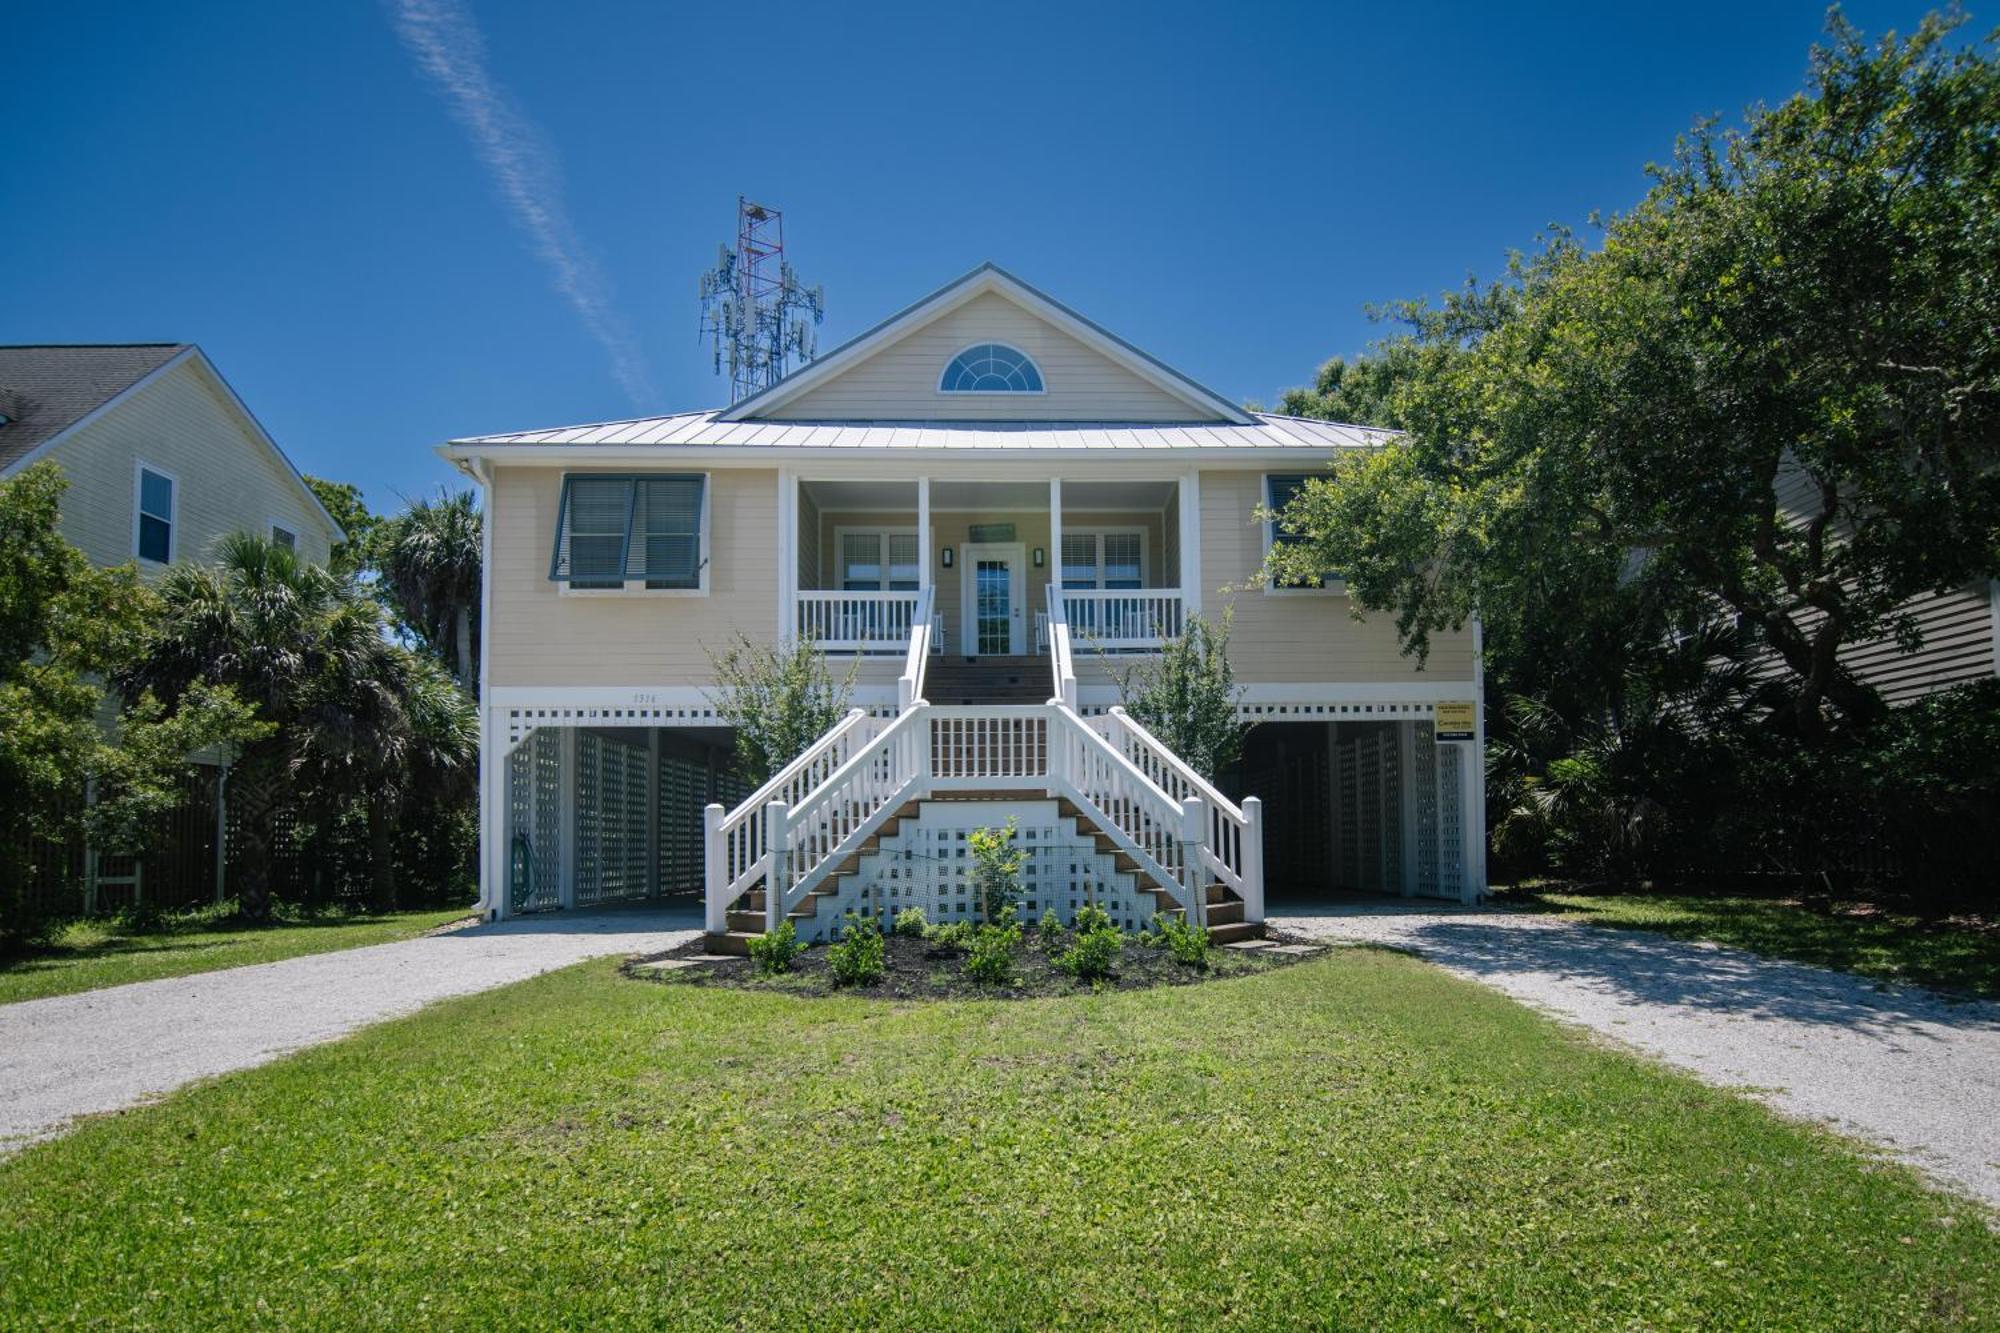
[1270,12,2000,742]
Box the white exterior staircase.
[703,586,1264,954]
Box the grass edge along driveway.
[0,906,473,1005]
[2,950,1994,1328]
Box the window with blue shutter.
[1266,473,1334,588]
[551,474,705,589]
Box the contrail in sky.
[385,0,657,407]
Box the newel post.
[1241,796,1265,924]
[1180,796,1207,928]
[764,799,790,934]
[703,803,727,934]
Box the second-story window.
[1265,473,1335,589]
[271,524,297,551]
[136,465,175,564]
[551,474,707,592]
[1060,531,1144,588]
[839,530,919,591]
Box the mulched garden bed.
[621,927,1329,1001]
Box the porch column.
[558,727,579,910]
[1178,470,1201,617]
[777,468,797,642]
[1470,616,1489,901]
[1048,477,1063,593]
[917,476,931,596]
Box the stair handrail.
[1101,705,1257,907]
[1046,699,1203,922]
[1046,584,1078,710]
[708,707,879,919]
[769,701,931,926]
[898,585,934,709]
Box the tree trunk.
[454,607,474,696]
[368,794,398,913]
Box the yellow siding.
[488,466,782,688]
[1198,470,1475,682]
[765,292,1203,422]
[40,358,336,572]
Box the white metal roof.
[447,410,1391,453]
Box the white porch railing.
[795,590,922,653]
[1058,588,1185,651]
[703,697,1260,936]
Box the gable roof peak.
[719,263,1252,425]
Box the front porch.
[786,475,1199,660]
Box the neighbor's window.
[1265,474,1332,589]
[271,524,297,550]
[136,466,175,564]
[551,474,706,590]
[939,343,1044,393]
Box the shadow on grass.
[1,908,454,976]
[1501,886,2000,1003]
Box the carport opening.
[503,725,749,914]
[1232,717,1467,906]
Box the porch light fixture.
[1033,547,1045,568]
[941,545,954,569]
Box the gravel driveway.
[0,905,698,1154]
[1271,902,2000,1210]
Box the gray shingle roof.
[0,344,190,469]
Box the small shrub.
[965,912,1022,985]
[893,906,929,938]
[1037,907,1064,949]
[748,920,803,975]
[968,818,1024,923]
[923,920,975,955]
[827,913,886,987]
[1072,902,1114,936]
[1155,915,1211,970]
[1057,923,1123,982]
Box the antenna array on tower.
[698,197,824,403]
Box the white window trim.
[936,342,1048,396]
[1059,527,1149,588]
[1261,472,1345,596]
[556,472,712,598]
[832,524,921,590]
[133,459,178,566]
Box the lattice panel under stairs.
[1436,742,1465,902]
[799,800,1157,941]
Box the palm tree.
[372,491,481,694]
[118,533,476,919]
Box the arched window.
[939,343,1044,393]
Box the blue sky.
[1,1,1956,511]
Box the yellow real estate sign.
[1435,701,1476,741]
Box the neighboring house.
[0,343,340,573]
[442,264,1488,950]
[1765,463,2000,707]
[0,343,342,912]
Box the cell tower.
[698,197,825,403]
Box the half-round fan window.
[939,343,1045,393]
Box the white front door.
[960,542,1025,656]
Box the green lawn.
[2,954,1993,1328]
[1499,886,2000,1000]
[0,905,473,1005]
